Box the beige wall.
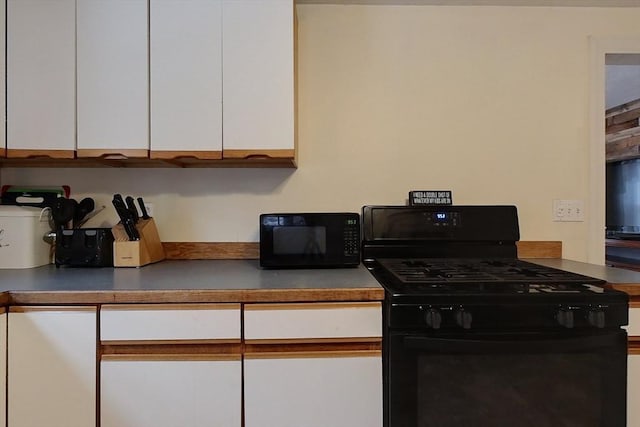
[4,4,640,262]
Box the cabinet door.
[8,307,97,427]
[245,353,382,427]
[101,356,241,427]
[6,0,75,158]
[0,0,5,158]
[150,0,222,160]
[222,0,295,159]
[0,311,6,427]
[77,0,148,157]
[630,354,640,427]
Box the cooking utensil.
[137,197,151,220]
[74,205,106,229]
[52,198,77,230]
[73,197,95,228]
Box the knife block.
[112,218,165,267]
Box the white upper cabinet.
[6,0,76,158]
[150,0,223,160]
[222,0,295,159]
[76,0,149,157]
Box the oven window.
[387,332,627,427]
[273,226,326,255]
[416,353,600,427]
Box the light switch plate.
[552,199,584,222]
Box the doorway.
[604,54,640,271]
[588,37,640,265]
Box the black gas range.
[362,205,628,427]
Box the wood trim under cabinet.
[76,149,149,159]
[6,149,75,159]
[163,241,560,260]
[150,150,222,160]
[629,340,640,355]
[222,149,295,160]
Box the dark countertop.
[0,260,384,304]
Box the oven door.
[386,329,628,427]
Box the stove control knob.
[556,308,574,329]
[424,308,442,329]
[455,309,472,329]
[587,309,606,329]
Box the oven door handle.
[403,332,627,354]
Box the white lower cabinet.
[245,353,382,427]
[101,356,241,427]
[100,304,242,426]
[7,307,97,427]
[630,354,640,427]
[244,302,383,427]
[0,311,6,427]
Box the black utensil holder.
[55,228,114,267]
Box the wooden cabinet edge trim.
[516,241,562,259]
[6,149,75,159]
[244,337,382,345]
[9,306,97,313]
[102,339,242,346]
[101,354,242,362]
[163,241,557,260]
[76,149,149,159]
[245,302,381,311]
[101,303,241,311]
[150,150,222,160]
[630,300,640,308]
[244,350,382,359]
[222,149,295,160]
[629,341,640,355]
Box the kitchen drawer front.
[244,302,382,341]
[628,306,640,337]
[101,304,240,342]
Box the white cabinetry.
[76,0,148,157]
[630,354,640,427]
[7,307,97,427]
[102,356,241,427]
[100,304,241,427]
[0,311,6,427]
[222,0,295,160]
[150,0,223,160]
[6,0,76,158]
[244,303,382,427]
[0,0,6,157]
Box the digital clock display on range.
[434,212,449,222]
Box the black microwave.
[259,213,360,268]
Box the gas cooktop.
[378,258,604,285]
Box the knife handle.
[137,197,151,219]
[125,196,139,222]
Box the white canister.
[0,206,52,269]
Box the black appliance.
[260,213,360,268]
[55,228,114,267]
[362,205,629,427]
